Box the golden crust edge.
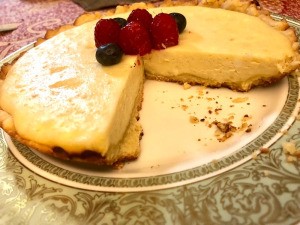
[146,72,287,92]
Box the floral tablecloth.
[0,0,84,60]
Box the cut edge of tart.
[0,0,299,168]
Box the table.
[0,1,300,224]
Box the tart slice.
[0,20,145,167]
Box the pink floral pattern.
[0,0,84,60]
[259,0,300,19]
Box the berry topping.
[94,9,187,65]
[113,17,127,28]
[119,21,152,56]
[96,43,123,66]
[169,12,186,34]
[94,19,120,48]
[150,13,179,50]
[127,9,153,30]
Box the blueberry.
[169,12,186,34]
[113,17,127,28]
[96,43,123,66]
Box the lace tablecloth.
[0,0,300,60]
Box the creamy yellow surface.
[0,6,296,155]
[0,20,143,155]
[144,6,295,90]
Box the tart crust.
[0,0,299,167]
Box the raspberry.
[150,13,179,50]
[119,21,152,56]
[94,19,120,48]
[127,9,153,30]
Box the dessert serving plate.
[0,15,300,225]
[4,69,299,192]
